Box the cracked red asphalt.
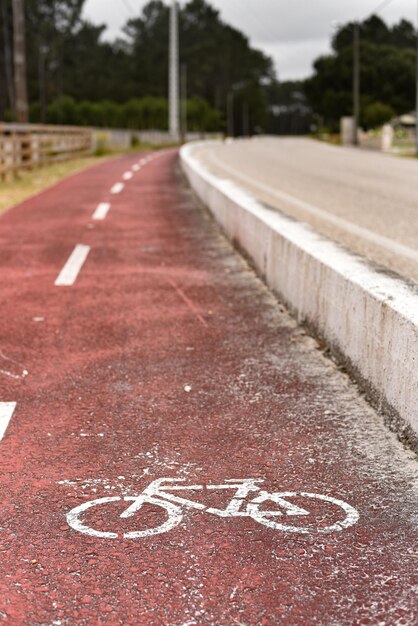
[0,150,417,625]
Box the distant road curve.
[194,137,418,282]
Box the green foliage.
[186,96,222,132]
[27,94,220,132]
[94,134,108,156]
[1,0,275,133]
[121,0,274,132]
[306,15,417,129]
[265,81,312,135]
[362,102,394,130]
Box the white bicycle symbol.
[67,478,359,539]
[66,478,359,539]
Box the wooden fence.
[0,123,93,178]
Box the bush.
[362,101,395,129]
[46,96,78,125]
[94,133,109,156]
[39,95,220,132]
[187,97,222,132]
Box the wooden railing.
[0,123,93,178]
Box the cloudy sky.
[83,0,416,80]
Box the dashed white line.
[92,202,111,221]
[123,171,133,181]
[132,165,140,172]
[55,244,91,286]
[0,402,16,441]
[111,182,124,194]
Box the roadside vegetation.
[1,2,415,138]
[0,0,273,136]
[34,95,221,133]
[305,16,417,132]
[0,156,111,216]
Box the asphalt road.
[0,151,417,624]
[195,137,418,282]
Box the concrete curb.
[180,141,418,448]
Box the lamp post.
[169,0,180,140]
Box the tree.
[305,15,417,130]
[123,0,275,132]
[3,0,274,133]
[0,0,15,118]
[24,0,86,118]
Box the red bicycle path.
[0,150,417,625]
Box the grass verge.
[0,155,114,216]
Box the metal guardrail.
[0,123,93,178]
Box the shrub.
[362,101,395,129]
[40,95,220,132]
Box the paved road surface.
[195,137,418,282]
[0,151,417,624]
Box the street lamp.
[169,0,180,140]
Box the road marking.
[207,152,418,263]
[132,165,140,172]
[0,402,16,441]
[123,171,133,181]
[65,477,359,539]
[110,182,124,194]
[55,244,91,286]
[92,202,110,221]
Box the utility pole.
[12,0,28,123]
[169,0,180,140]
[353,21,360,146]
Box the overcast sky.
[83,0,416,80]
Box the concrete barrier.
[180,141,418,449]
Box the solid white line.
[207,152,418,263]
[55,244,91,286]
[111,182,124,194]
[123,171,133,180]
[0,402,16,441]
[92,202,111,221]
